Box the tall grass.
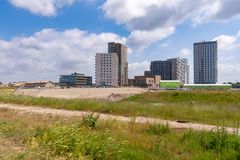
[0,90,240,126]
[1,109,240,160]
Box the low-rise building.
[129,75,161,88]
[184,84,232,90]
[59,73,92,87]
[0,82,6,87]
[23,81,55,88]
[9,81,27,88]
[160,80,182,89]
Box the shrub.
[82,113,99,128]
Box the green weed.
[147,123,171,136]
[82,113,99,128]
[27,124,125,159]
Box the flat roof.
[160,80,181,83]
[184,84,231,86]
[194,41,217,45]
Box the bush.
[82,113,99,128]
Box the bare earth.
[0,103,237,134]
[14,88,147,100]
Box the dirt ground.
[0,103,237,134]
[14,88,147,100]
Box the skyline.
[0,0,240,83]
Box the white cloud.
[179,48,191,57]
[160,43,170,47]
[102,0,240,50]
[0,28,126,82]
[213,34,239,49]
[9,0,76,16]
[128,61,150,78]
[219,64,240,82]
[211,30,240,82]
[127,27,175,50]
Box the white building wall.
[95,53,119,87]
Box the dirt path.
[0,103,238,134]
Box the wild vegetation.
[0,108,240,160]
[0,88,240,126]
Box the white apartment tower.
[95,53,119,87]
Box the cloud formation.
[0,28,126,82]
[103,0,240,50]
[128,61,150,78]
[213,30,240,82]
[9,0,76,16]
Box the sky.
[0,0,240,83]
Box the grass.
[0,109,240,159]
[0,88,240,126]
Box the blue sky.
[0,0,240,83]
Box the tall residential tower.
[95,53,119,87]
[194,41,218,84]
[108,42,128,86]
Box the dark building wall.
[194,41,218,84]
[144,71,151,76]
[150,58,188,83]
[150,61,171,80]
[59,73,92,87]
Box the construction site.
[14,87,147,101]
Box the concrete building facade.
[194,41,218,84]
[108,42,128,86]
[150,58,189,84]
[95,53,119,87]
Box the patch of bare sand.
[14,88,147,101]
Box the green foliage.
[27,124,125,159]
[152,136,171,160]
[0,90,240,127]
[147,123,171,136]
[82,113,99,128]
[0,120,18,137]
[181,127,240,159]
[2,109,240,160]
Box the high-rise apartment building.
[108,42,128,86]
[150,58,189,84]
[95,53,119,87]
[151,60,171,80]
[194,41,218,84]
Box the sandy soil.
[0,103,237,134]
[14,88,147,100]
